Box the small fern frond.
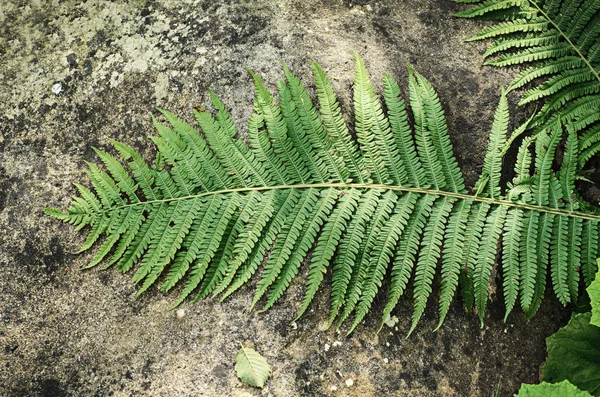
[46,53,600,335]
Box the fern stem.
[87,183,600,221]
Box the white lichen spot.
[384,315,399,328]
[317,320,329,331]
[176,309,185,318]
[323,343,330,352]
[345,379,354,387]
[383,358,389,364]
[51,83,63,95]
[154,73,169,100]
[110,71,124,88]
[332,341,342,347]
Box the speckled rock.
[0,1,571,396]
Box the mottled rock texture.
[0,0,572,396]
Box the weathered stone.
[0,0,570,395]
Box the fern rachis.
[47,53,600,334]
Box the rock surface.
[0,0,571,396]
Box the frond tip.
[46,53,600,335]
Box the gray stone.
[0,0,570,396]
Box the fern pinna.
[46,53,600,335]
[455,0,600,167]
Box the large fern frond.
[456,0,600,165]
[46,54,600,333]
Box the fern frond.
[455,0,524,18]
[412,70,466,193]
[457,0,600,166]
[283,63,348,182]
[460,202,491,312]
[525,212,554,318]
[407,66,447,190]
[383,74,429,188]
[582,220,599,285]
[348,190,403,333]
[47,54,600,335]
[250,71,307,184]
[278,80,326,183]
[211,190,276,296]
[220,190,298,301]
[198,192,262,299]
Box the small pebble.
[345,379,354,387]
[324,343,330,352]
[330,386,338,391]
[332,341,342,347]
[176,309,185,318]
[51,83,63,95]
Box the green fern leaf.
[475,205,507,326]
[337,189,396,329]
[328,188,378,326]
[502,207,523,321]
[46,53,600,335]
[262,188,338,311]
[380,194,436,330]
[437,199,473,330]
[475,89,509,198]
[409,197,453,335]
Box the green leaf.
[516,380,592,397]
[235,344,271,388]
[542,312,600,396]
[47,54,600,335]
[588,267,600,327]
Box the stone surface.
[0,0,572,396]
